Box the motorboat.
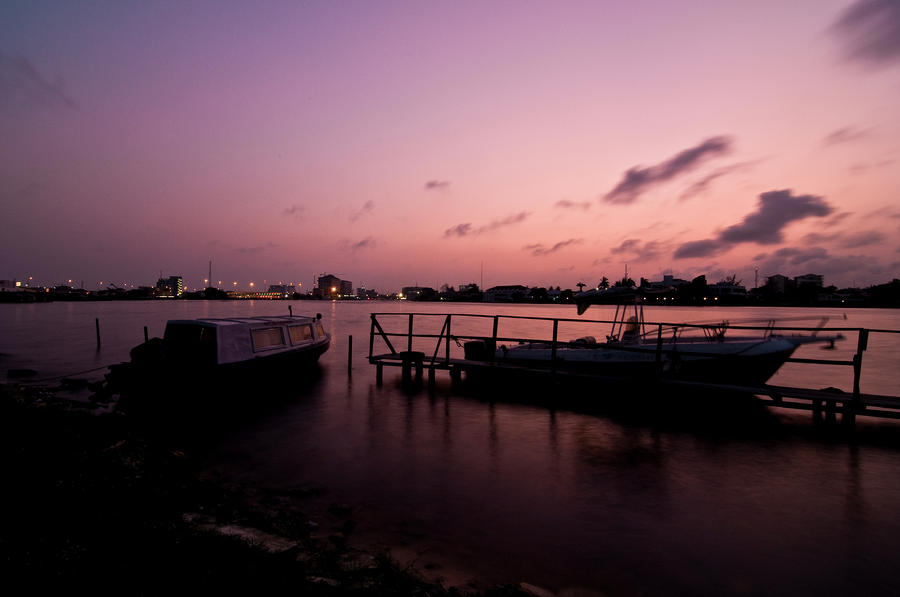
[110,313,331,403]
[490,300,843,387]
[157,314,331,371]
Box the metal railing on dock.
[367,311,900,424]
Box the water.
[3,300,900,594]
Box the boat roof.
[166,316,319,327]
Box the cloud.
[674,189,833,258]
[603,136,732,204]
[444,223,472,237]
[341,236,376,252]
[0,53,77,112]
[841,230,886,248]
[444,211,531,238]
[282,204,305,217]
[831,0,900,67]
[822,126,872,146]
[673,239,724,259]
[678,160,757,201]
[555,199,591,210]
[610,239,665,262]
[425,180,450,190]
[524,238,583,256]
[349,200,375,222]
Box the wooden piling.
[144,326,149,342]
[95,318,101,349]
[348,335,353,376]
[376,364,383,386]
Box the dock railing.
[368,311,900,421]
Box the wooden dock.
[367,311,900,425]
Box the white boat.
[490,301,843,387]
[127,314,331,378]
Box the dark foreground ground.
[0,382,538,596]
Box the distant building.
[315,274,351,298]
[155,276,183,298]
[642,274,689,289]
[0,279,22,292]
[708,281,747,297]
[484,285,529,302]
[268,284,296,297]
[401,286,436,300]
[356,287,377,299]
[766,274,790,294]
[794,273,824,288]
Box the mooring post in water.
[852,328,868,401]
[348,335,353,375]
[288,304,293,317]
[95,318,101,349]
[144,326,149,342]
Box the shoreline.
[0,381,541,596]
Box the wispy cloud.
[822,126,872,146]
[674,189,833,258]
[678,160,756,202]
[349,200,375,222]
[555,199,591,210]
[610,239,665,262]
[282,204,305,217]
[425,180,450,190]
[831,0,900,67]
[0,53,78,112]
[524,238,583,256]
[444,211,531,237]
[341,236,376,252]
[603,136,732,205]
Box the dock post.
[852,329,868,401]
[842,402,856,428]
[450,366,462,388]
[376,364,383,386]
[812,399,823,423]
[348,335,353,376]
[825,400,837,425]
[144,326,149,342]
[95,318,101,349]
[428,367,436,390]
[550,319,559,376]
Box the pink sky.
[2,1,899,291]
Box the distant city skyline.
[2,1,899,290]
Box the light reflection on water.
[2,301,900,594]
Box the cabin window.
[315,323,326,338]
[251,327,284,351]
[288,325,313,344]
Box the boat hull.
[491,338,800,387]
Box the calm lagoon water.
[3,300,900,595]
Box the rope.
[18,364,114,384]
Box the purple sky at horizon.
[2,0,899,292]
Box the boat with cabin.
[113,313,331,400]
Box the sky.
[2,0,899,292]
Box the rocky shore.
[0,381,540,596]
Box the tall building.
[315,274,352,298]
[155,275,183,298]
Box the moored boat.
[111,313,331,404]
[486,300,843,387]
